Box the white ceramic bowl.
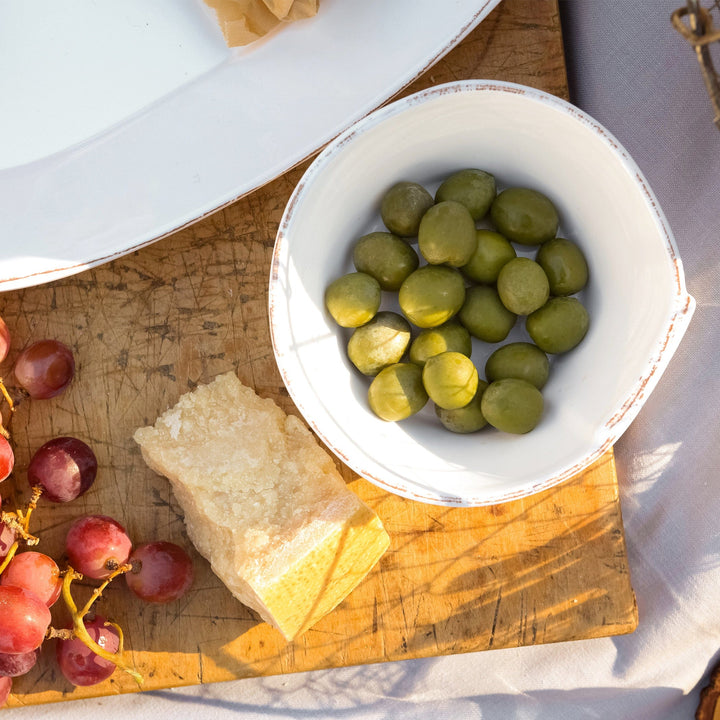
[269,80,695,507]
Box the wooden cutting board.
[0,0,637,707]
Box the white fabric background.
[5,1,720,718]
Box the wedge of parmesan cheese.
[133,371,389,640]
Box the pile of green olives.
[324,169,590,435]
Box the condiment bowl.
[269,80,694,507]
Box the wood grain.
[0,0,637,708]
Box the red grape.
[0,317,9,364]
[0,436,13,483]
[14,339,75,399]
[125,541,194,603]
[65,515,132,580]
[0,675,10,708]
[0,523,15,560]
[27,436,97,503]
[56,615,120,687]
[0,585,51,654]
[0,648,39,677]
[0,552,62,607]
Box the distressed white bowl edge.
[269,80,695,507]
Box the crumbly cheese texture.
[133,372,389,640]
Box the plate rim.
[0,0,502,292]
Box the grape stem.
[16,485,43,532]
[45,628,75,641]
[0,513,39,544]
[79,563,132,618]
[61,567,143,686]
[0,485,43,575]
[0,377,14,439]
[0,539,15,576]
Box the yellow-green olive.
[324,272,381,328]
[399,265,466,329]
[435,168,496,220]
[481,378,544,434]
[484,342,550,389]
[526,297,589,354]
[490,187,559,245]
[409,321,472,367]
[380,181,434,237]
[418,201,477,267]
[496,257,550,315]
[347,311,412,376]
[461,229,516,284]
[352,232,420,291]
[435,380,489,433]
[458,285,516,343]
[535,237,589,296]
[368,363,428,421]
[422,351,479,410]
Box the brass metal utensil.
[673,0,720,129]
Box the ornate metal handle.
[672,0,720,129]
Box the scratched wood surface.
[0,0,637,708]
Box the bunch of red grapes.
[0,317,194,708]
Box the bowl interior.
[270,81,692,506]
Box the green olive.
[496,257,550,315]
[347,311,412,376]
[435,380,489,433]
[535,237,589,296]
[481,378,544,434]
[368,362,428,421]
[422,351,479,410]
[409,321,472,367]
[399,265,466,328]
[484,342,549,389]
[458,285,516,343]
[490,187,559,245]
[380,181,434,237]
[324,272,381,328]
[352,231,420,291]
[461,229,517,284]
[418,201,477,266]
[434,169,496,220]
[526,297,590,354]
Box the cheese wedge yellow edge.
[134,371,390,641]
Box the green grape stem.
[0,537,16,576]
[0,485,43,575]
[60,567,143,686]
[0,377,15,439]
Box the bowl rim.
[269,79,695,506]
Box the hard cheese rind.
[133,372,389,640]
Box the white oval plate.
[0,0,501,291]
[269,80,695,507]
